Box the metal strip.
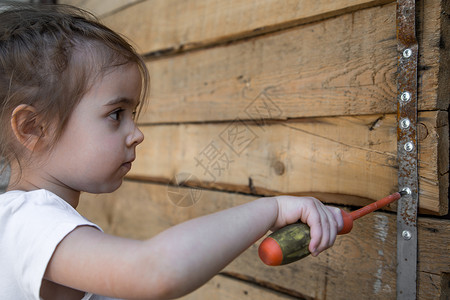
[396,0,418,298]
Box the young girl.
[0,3,343,300]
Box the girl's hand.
[272,196,344,257]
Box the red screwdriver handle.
[339,210,354,234]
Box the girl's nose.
[126,125,144,147]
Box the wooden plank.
[417,0,450,112]
[138,2,446,124]
[179,274,298,300]
[58,0,141,18]
[417,272,446,300]
[78,180,450,299]
[418,111,449,214]
[97,0,393,55]
[129,111,447,214]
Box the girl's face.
[44,63,144,195]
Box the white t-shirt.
[0,189,120,300]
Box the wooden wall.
[61,0,449,299]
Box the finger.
[327,206,344,232]
[311,203,341,256]
[308,200,330,256]
[306,201,323,256]
[316,215,331,254]
[324,207,338,247]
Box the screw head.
[402,230,412,240]
[399,118,411,129]
[403,48,412,58]
[401,187,412,195]
[400,91,411,102]
[404,141,414,152]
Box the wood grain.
[138,2,446,124]
[97,0,394,55]
[180,274,298,300]
[129,111,448,214]
[58,0,141,18]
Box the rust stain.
[396,0,419,228]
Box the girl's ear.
[10,104,46,151]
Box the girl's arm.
[45,196,343,299]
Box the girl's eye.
[110,109,124,121]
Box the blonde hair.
[0,3,149,173]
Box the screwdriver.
[258,191,407,266]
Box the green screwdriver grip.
[259,223,311,266]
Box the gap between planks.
[219,271,311,300]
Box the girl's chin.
[85,177,124,194]
[121,162,132,173]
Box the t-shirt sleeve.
[1,190,101,299]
